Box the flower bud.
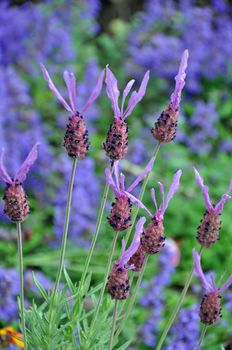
[141,218,165,254]
[3,184,29,222]
[151,106,178,143]
[103,118,128,162]
[197,210,221,248]
[200,293,221,325]
[64,113,89,159]
[108,265,130,300]
[108,194,132,231]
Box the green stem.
[124,142,161,246]
[114,255,149,343]
[108,300,118,350]
[48,158,77,346]
[197,324,208,350]
[16,222,27,350]
[155,246,204,350]
[78,181,110,292]
[90,231,119,331]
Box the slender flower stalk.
[108,300,118,350]
[155,246,203,350]
[16,222,27,350]
[78,180,110,293]
[48,158,77,344]
[196,324,208,350]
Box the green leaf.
[32,272,48,301]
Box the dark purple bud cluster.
[141,218,165,255]
[151,107,178,143]
[103,118,128,162]
[3,184,30,223]
[64,114,89,159]
[197,210,221,248]
[108,195,132,232]
[200,293,222,325]
[128,244,146,271]
[108,265,130,300]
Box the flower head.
[193,248,232,295]
[40,64,104,116]
[0,327,24,348]
[105,65,149,119]
[127,169,182,221]
[169,49,189,111]
[105,156,155,198]
[194,168,232,215]
[116,217,146,270]
[0,143,39,185]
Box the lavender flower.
[40,64,104,159]
[194,168,232,247]
[193,249,232,325]
[103,66,149,162]
[0,143,39,222]
[127,170,182,254]
[108,217,146,300]
[0,267,19,322]
[151,50,189,143]
[105,156,155,231]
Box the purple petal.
[214,194,231,214]
[192,248,211,292]
[162,170,182,214]
[118,217,146,267]
[14,143,40,183]
[105,168,119,196]
[218,274,232,295]
[40,64,72,113]
[120,79,135,115]
[127,156,155,193]
[170,50,189,110]
[81,69,105,114]
[113,161,120,192]
[123,70,150,119]
[105,65,120,117]
[158,182,165,212]
[63,70,77,113]
[124,191,152,217]
[151,188,158,211]
[0,149,12,184]
[194,168,213,212]
[120,173,125,192]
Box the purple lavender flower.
[0,267,19,322]
[107,217,146,300]
[164,305,200,350]
[151,50,188,143]
[193,249,232,325]
[0,143,39,222]
[105,156,155,231]
[103,66,149,162]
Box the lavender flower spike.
[40,64,104,159]
[152,50,189,143]
[0,143,39,222]
[105,156,155,231]
[193,249,232,325]
[194,168,232,248]
[103,66,149,162]
[127,170,182,255]
[108,217,146,300]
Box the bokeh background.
[0,0,232,349]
